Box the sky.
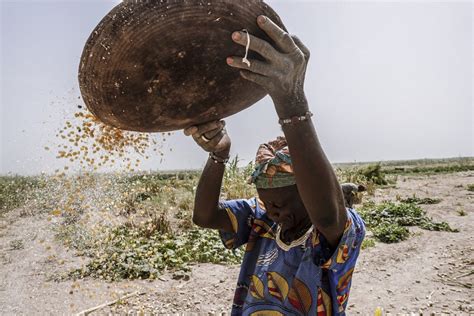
[1,0,473,175]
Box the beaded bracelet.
[278,111,313,126]
[209,152,230,164]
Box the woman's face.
[257,184,309,229]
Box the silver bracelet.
[278,111,313,126]
[209,152,230,164]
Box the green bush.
[361,238,376,249]
[399,195,442,205]
[336,163,394,196]
[68,224,243,281]
[372,223,409,243]
[359,201,422,226]
[358,200,457,243]
[419,220,458,232]
[361,164,388,185]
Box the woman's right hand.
[183,120,231,155]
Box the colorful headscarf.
[248,136,296,189]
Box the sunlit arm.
[279,100,347,248]
[192,147,233,233]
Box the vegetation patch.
[358,201,458,243]
[372,223,409,243]
[0,176,42,215]
[336,163,395,195]
[384,164,474,175]
[399,195,442,205]
[67,222,243,281]
[467,184,474,192]
[336,158,474,176]
[222,156,257,200]
[359,164,390,185]
[5,157,469,282]
[361,238,376,249]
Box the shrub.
[361,238,376,249]
[336,163,393,195]
[372,223,409,243]
[221,156,257,200]
[399,195,442,205]
[358,200,457,243]
[68,224,243,281]
[361,164,388,185]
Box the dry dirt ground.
[0,171,473,315]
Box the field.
[0,157,473,314]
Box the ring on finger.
[201,135,211,142]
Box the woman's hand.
[186,120,234,232]
[226,15,311,118]
[183,120,231,155]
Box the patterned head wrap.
[248,136,296,189]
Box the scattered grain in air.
[49,107,171,172]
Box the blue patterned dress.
[219,198,366,316]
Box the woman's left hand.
[226,15,311,117]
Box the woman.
[184,15,365,315]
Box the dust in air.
[32,98,177,308]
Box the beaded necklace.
[275,224,313,251]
